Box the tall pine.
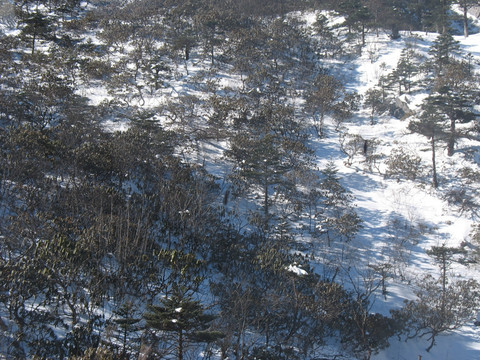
[144,294,223,360]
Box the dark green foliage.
[144,294,223,360]
[456,0,478,37]
[64,316,104,358]
[409,54,479,188]
[430,59,479,156]
[332,92,362,130]
[228,132,292,223]
[408,95,449,188]
[363,88,388,123]
[305,70,345,136]
[429,31,460,74]
[19,10,53,54]
[468,224,480,262]
[343,310,399,360]
[0,1,474,359]
[0,92,223,357]
[391,46,423,95]
[145,296,214,334]
[312,14,340,57]
[212,243,399,360]
[367,0,413,38]
[112,302,141,358]
[1,124,59,184]
[227,98,312,229]
[312,162,362,246]
[338,0,372,45]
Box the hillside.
[331,28,480,360]
[1,1,480,359]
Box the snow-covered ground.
[326,27,480,359]
[3,5,480,358]
[71,14,480,358]
[93,16,480,359]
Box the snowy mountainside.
[330,28,480,360]
[150,20,480,359]
[2,2,480,359]
[71,12,480,360]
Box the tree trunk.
[440,251,447,321]
[264,175,269,226]
[448,118,455,156]
[441,0,448,34]
[31,32,36,55]
[178,330,183,360]
[211,44,214,65]
[361,24,365,47]
[426,331,437,352]
[464,4,469,38]
[431,134,438,188]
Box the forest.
[1,0,480,359]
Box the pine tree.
[408,97,449,188]
[455,0,479,37]
[228,133,292,225]
[144,294,223,360]
[339,0,373,46]
[113,302,141,358]
[432,60,478,156]
[429,31,460,74]
[305,71,344,137]
[312,14,338,58]
[314,161,362,246]
[19,10,52,55]
[391,46,422,95]
[363,88,387,124]
[227,101,311,229]
[426,245,467,304]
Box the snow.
[331,26,480,359]
[50,13,480,358]
[90,8,480,353]
[4,4,480,358]
[286,264,308,276]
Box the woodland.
[1,0,480,359]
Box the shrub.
[385,148,423,181]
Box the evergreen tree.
[339,0,372,46]
[431,60,478,156]
[113,302,141,358]
[19,10,53,54]
[227,101,311,229]
[429,31,460,74]
[312,14,339,58]
[312,161,362,246]
[228,132,292,226]
[305,71,344,137]
[363,88,387,124]
[438,0,452,33]
[426,245,467,301]
[391,45,422,95]
[408,97,449,188]
[455,0,479,37]
[144,294,223,360]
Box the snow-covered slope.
[329,28,480,359]
[3,4,480,358]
